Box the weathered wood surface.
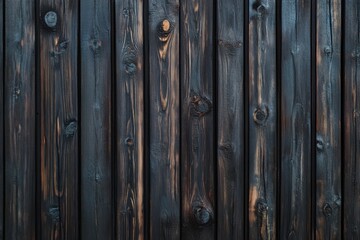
[148,1,180,239]
[248,0,277,239]
[39,0,79,239]
[344,0,360,239]
[181,0,215,239]
[315,0,342,239]
[0,0,4,238]
[217,0,245,239]
[4,0,36,239]
[80,0,113,239]
[115,0,144,239]
[280,0,312,239]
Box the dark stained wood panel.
[4,0,36,239]
[80,0,113,239]
[148,1,180,239]
[0,0,3,238]
[115,0,144,239]
[280,0,312,238]
[39,0,79,239]
[248,0,277,239]
[315,0,342,238]
[216,0,245,239]
[181,0,215,239]
[344,0,360,238]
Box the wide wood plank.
[148,1,180,239]
[115,0,144,239]
[80,0,113,239]
[248,0,277,239]
[181,0,215,239]
[0,0,3,238]
[315,0,342,239]
[344,0,360,238]
[4,0,36,239]
[217,0,245,239]
[280,0,312,238]
[39,1,79,239]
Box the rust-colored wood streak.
[39,1,79,239]
[115,0,144,239]
[0,0,4,238]
[181,0,215,239]
[248,0,277,239]
[344,0,360,239]
[217,0,245,239]
[4,0,36,239]
[280,0,312,238]
[315,0,342,239]
[80,0,113,239]
[149,1,180,239]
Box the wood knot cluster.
[158,19,173,42]
[253,106,268,125]
[190,93,212,117]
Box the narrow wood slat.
[39,1,79,239]
[181,0,215,239]
[248,0,277,239]
[344,0,360,238]
[148,1,180,239]
[80,0,113,239]
[217,0,245,239]
[0,0,3,238]
[280,0,312,238]
[4,0,36,239]
[315,0,342,238]
[115,0,144,239]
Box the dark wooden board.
[4,0,36,239]
[248,0,277,239]
[181,0,215,239]
[315,0,342,238]
[280,0,312,238]
[115,0,144,239]
[80,0,113,239]
[0,0,3,238]
[39,0,79,239]
[216,0,245,239]
[344,0,360,238]
[148,1,180,239]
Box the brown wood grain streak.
[39,0,79,238]
[217,0,245,239]
[4,0,36,239]
[248,0,277,239]
[315,0,342,238]
[115,0,144,239]
[149,1,181,239]
[344,0,360,238]
[80,0,113,238]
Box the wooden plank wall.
[0,0,359,240]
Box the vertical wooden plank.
[115,0,144,239]
[0,0,3,238]
[217,0,245,239]
[181,0,215,239]
[280,0,312,238]
[343,0,360,238]
[315,0,342,239]
[80,0,112,239]
[148,1,180,239]
[248,0,277,239]
[4,0,36,239]
[39,0,79,239]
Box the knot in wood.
[252,1,268,15]
[316,134,326,151]
[323,46,333,56]
[90,39,102,53]
[253,106,268,125]
[190,93,212,117]
[125,137,134,147]
[158,19,173,42]
[44,11,57,28]
[48,207,60,222]
[64,121,77,138]
[322,202,332,217]
[193,206,211,225]
[256,198,268,217]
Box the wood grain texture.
[80,0,113,239]
[0,0,3,238]
[343,0,360,238]
[148,1,180,239]
[216,0,245,239]
[4,0,36,239]
[315,0,342,238]
[280,0,312,239]
[248,0,277,239]
[181,0,215,239]
[115,0,144,239]
[39,0,79,239]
